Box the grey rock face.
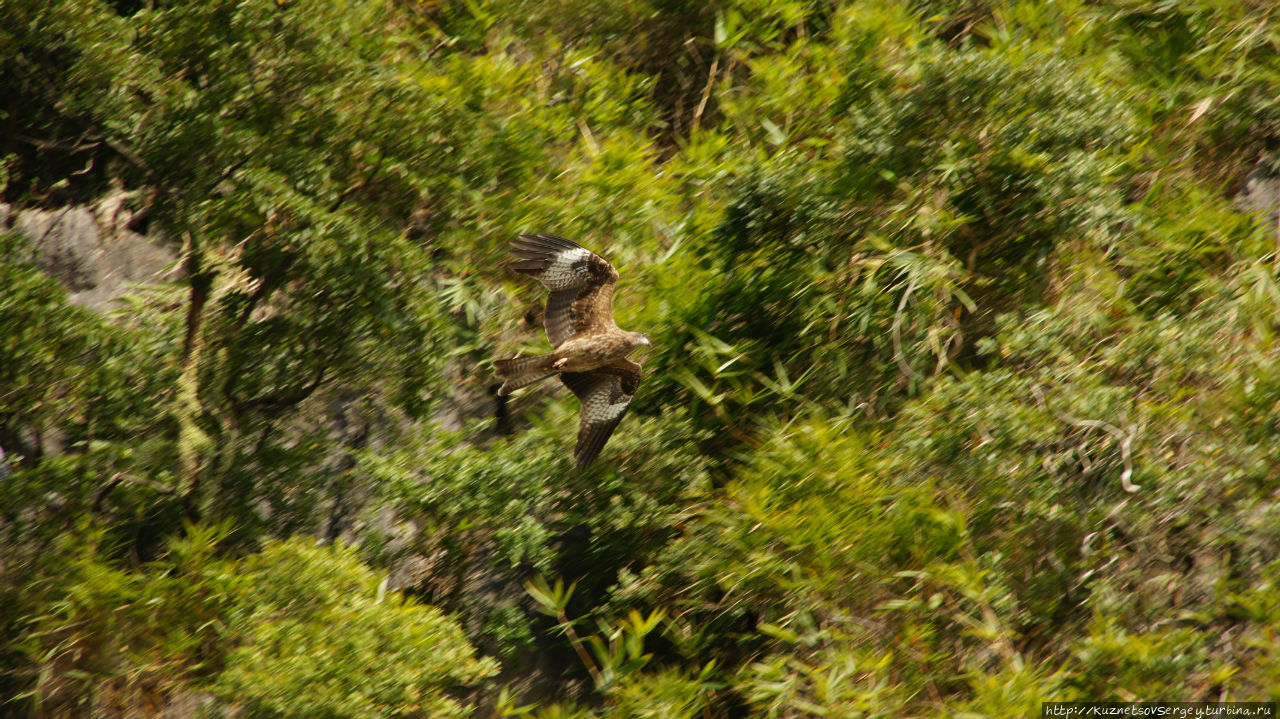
[1238,158,1280,226]
[13,206,102,291]
[6,193,178,310]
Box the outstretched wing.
[510,234,618,347]
[560,358,642,469]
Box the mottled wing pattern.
[559,358,642,469]
[510,234,618,347]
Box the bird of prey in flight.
[493,235,651,469]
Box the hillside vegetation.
[3,0,1280,716]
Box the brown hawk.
[493,235,651,469]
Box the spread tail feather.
[493,354,557,395]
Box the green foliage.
[15,523,237,715]
[16,528,493,718]
[4,0,462,529]
[647,35,1142,459]
[0,233,179,550]
[361,412,709,663]
[217,540,497,719]
[524,575,718,717]
[737,647,908,719]
[608,669,713,719]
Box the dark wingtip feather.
[509,235,600,281]
[574,412,625,470]
[509,259,549,273]
[574,444,601,470]
[513,234,585,253]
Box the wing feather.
[560,359,642,469]
[510,235,618,347]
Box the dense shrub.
[17,528,493,717]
